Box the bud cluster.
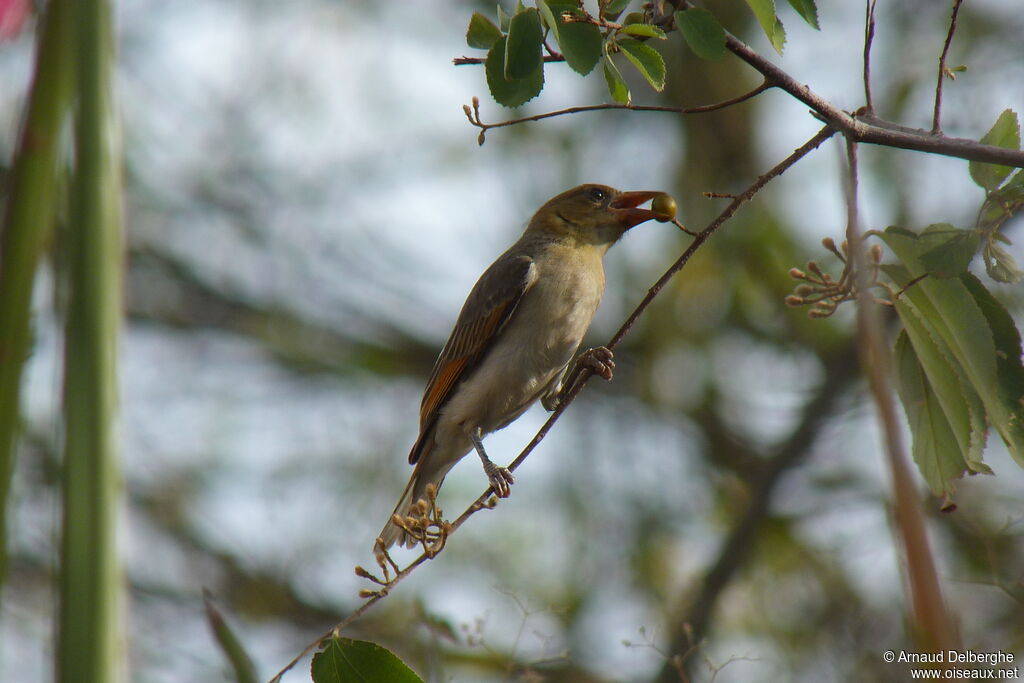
[785,237,884,318]
[365,484,451,594]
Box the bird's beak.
[609,191,664,229]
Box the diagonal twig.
[267,123,838,683]
[932,0,964,134]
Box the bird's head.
[526,184,668,248]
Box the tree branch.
[462,81,774,145]
[459,1,1024,169]
[843,136,958,657]
[269,124,838,683]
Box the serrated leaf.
[505,7,543,79]
[744,0,786,53]
[619,23,667,39]
[312,638,423,683]
[969,109,1021,191]
[617,37,666,91]
[961,272,1024,465]
[786,0,819,29]
[894,331,974,497]
[674,9,726,61]
[917,224,981,279]
[537,1,602,75]
[880,228,1024,464]
[602,0,631,20]
[486,36,544,107]
[602,55,630,104]
[467,12,503,50]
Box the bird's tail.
[375,440,451,556]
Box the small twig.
[672,218,697,236]
[462,80,774,145]
[932,0,964,134]
[542,38,562,59]
[452,54,567,66]
[893,272,928,299]
[702,192,740,200]
[862,0,877,115]
[268,124,837,683]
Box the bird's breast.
[436,248,606,436]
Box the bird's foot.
[483,459,514,498]
[578,346,615,381]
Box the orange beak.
[610,191,664,229]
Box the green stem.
[0,0,74,588]
[57,0,125,679]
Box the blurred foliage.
[1,1,1023,682]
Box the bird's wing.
[410,252,537,464]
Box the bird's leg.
[468,427,514,498]
[543,347,615,411]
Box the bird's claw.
[579,346,615,381]
[484,461,514,498]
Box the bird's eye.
[588,187,607,203]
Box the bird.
[376,183,668,554]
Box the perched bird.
[376,184,667,553]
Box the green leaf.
[880,227,1024,464]
[982,240,1024,283]
[619,23,667,39]
[204,591,258,683]
[894,331,975,497]
[537,1,602,75]
[744,0,786,53]
[466,12,503,50]
[504,7,543,79]
[617,37,666,91]
[786,0,819,30]
[486,36,544,107]
[969,109,1021,191]
[674,9,726,61]
[894,292,988,475]
[602,0,631,20]
[497,4,511,32]
[602,55,630,104]
[917,223,981,279]
[312,638,423,683]
[960,272,1024,465]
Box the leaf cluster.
[464,0,820,107]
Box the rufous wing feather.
[409,253,537,464]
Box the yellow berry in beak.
[651,194,677,222]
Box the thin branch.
[459,2,1024,168]
[719,30,1024,167]
[268,124,838,683]
[462,80,774,145]
[453,54,566,66]
[932,0,964,134]
[843,136,958,656]
[863,0,877,114]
